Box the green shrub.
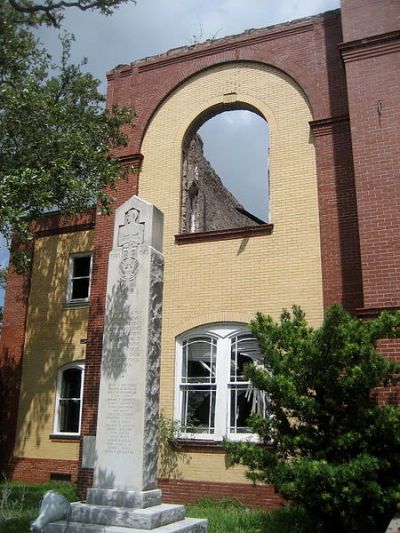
[225,304,400,532]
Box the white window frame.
[53,362,85,436]
[66,252,93,304]
[174,323,266,442]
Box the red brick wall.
[159,479,284,509]
[311,117,362,311]
[6,456,285,510]
[0,259,31,477]
[10,457,79,484]
[340,3,400,311]
[341,0,400,42]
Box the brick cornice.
[118,152,144,170]
[136,23,314,73]
[339,31,400,63]
[34,221,95,238]
[31,209,96,238]
[309,115,350,137]
[356,306,400,319]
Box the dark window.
[68,254,92,302]
[55,365,84,434]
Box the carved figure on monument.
[118,208,145,248]
[119,247,139,293]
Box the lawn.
[0,481,77,533]
[186,498,316,533]
[0,481,315,533]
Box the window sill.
[63,301,89,310]
[177,439,225,453]
[49,434,80,441]
[177,437,263,453]
[175,223,273,245]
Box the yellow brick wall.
[15,230,93,460]
[140,62,323,483]
[158,450,248,483]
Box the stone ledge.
[87,489,162,509]
[71,502,185,529]
[175,224,273,244]
[45,517,208,532]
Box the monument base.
[43,489,208,533]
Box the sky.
[0,0,340,306]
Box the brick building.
[0,0,399,507]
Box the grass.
[186,498,317,533]
[0,482,317,533]
[0,481,77,533]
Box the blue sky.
[1,0,340,306]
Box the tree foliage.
[0,0,135,269]
[0,269,7,291]
[226,304,400,532]
[4,0,133,27]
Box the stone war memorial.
[0,0,399,515]
[44,196,207,531]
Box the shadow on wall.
[101,280,130,380]
[5,231,94,464]
[320,14,363,312]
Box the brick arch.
[137,59,314,151]
[174,93,278,156]
[180,99,267,154]
[177,313,253,336]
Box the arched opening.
[181,109,269,234]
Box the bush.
[225,304,400,532]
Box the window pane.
[71,278,89,300]
[59,399,80,433]
[61,368,81,398]
[73,256,91,277]
[182,337,216,383]
[230,387,252,433]
[181,386,215,433]
[231,335,262,382]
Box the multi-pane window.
[54,363,84,434]
[176,324,266,440]
[67,253,92,303]
[181,336,217,434]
